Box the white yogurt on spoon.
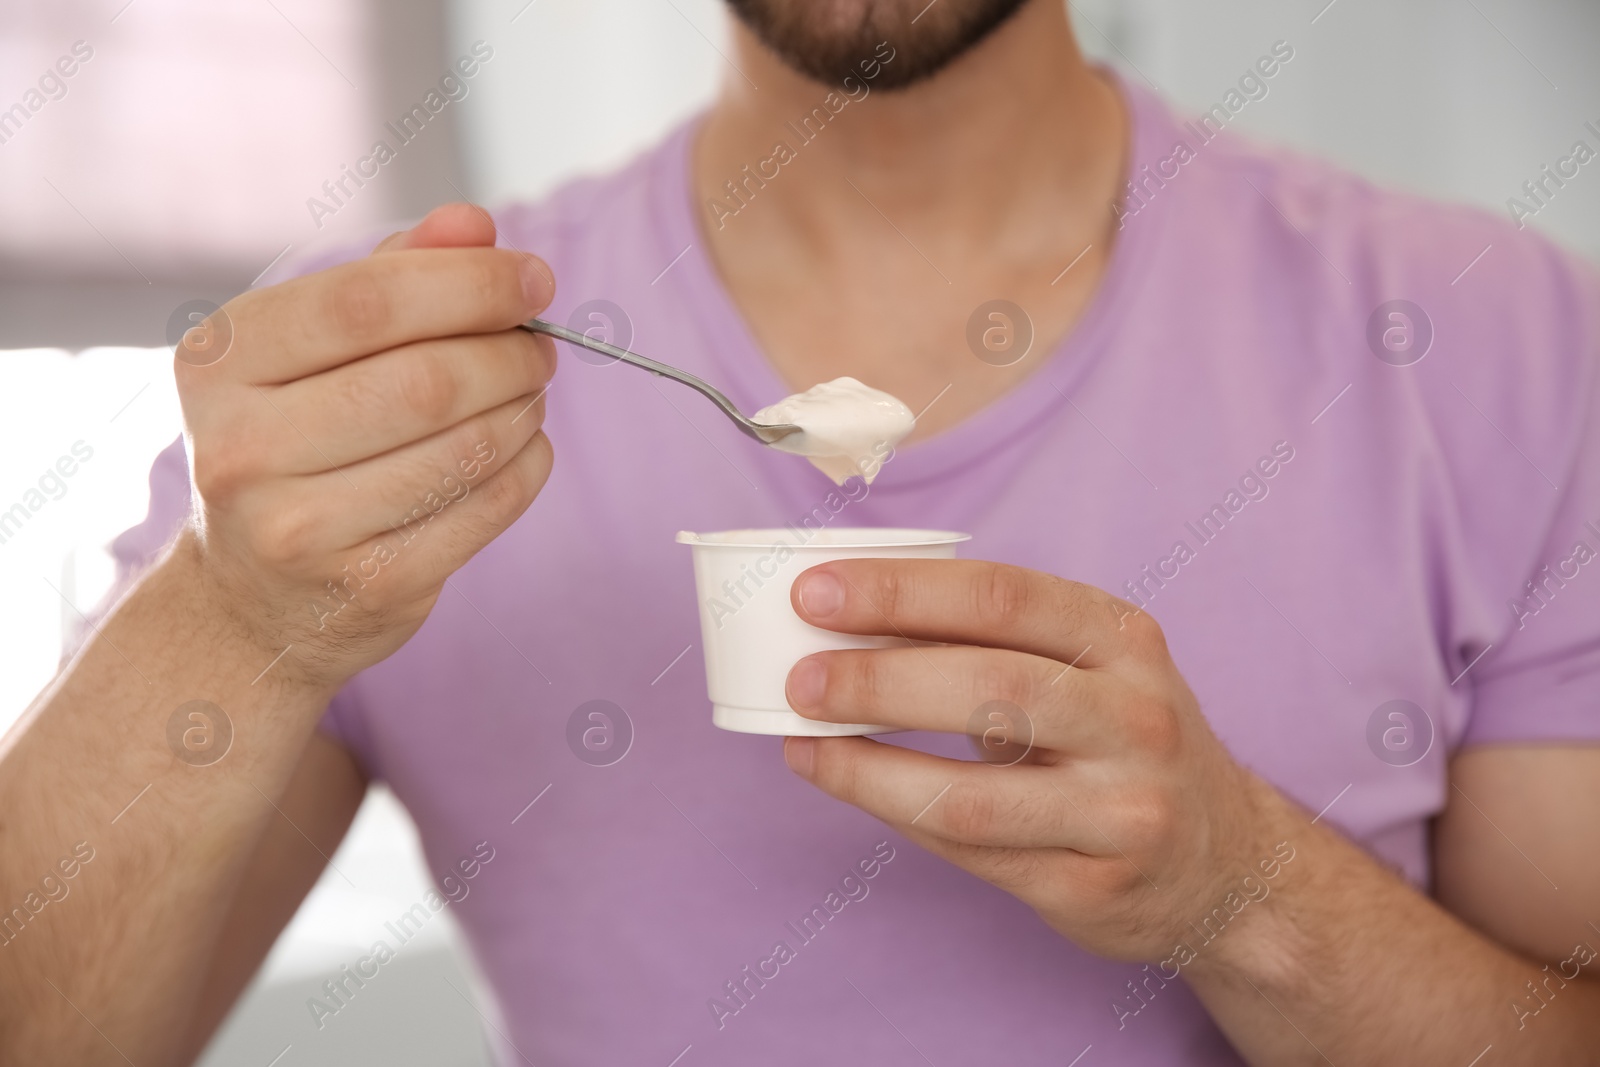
[752,377,914,485]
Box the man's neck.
[699,1,1122,262]
[691,0,1128,437]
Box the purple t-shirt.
[115,80,1600,1064]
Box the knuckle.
[457,252,526,325]
[870,565,911,622]
[976,564,1033,630]
[1083,854,1143,897]
[1120,607,1168,656]
[479,440,546,518]
[814,737,860,797]
[325,269,392,346]
[455,412,505,473]
[480,458,529,516]
[844,652,893,713]
[190,440,253,504]
[1115,786,1176,854]
[491,253,529,308]
[457,419,512,486]
[464,256,514,316]
[454,408,494,451]
[941,785,998,842]
[975,655,1036,708]
[1124,694,1182,757]
[255,503,319,564]
[395,351,460,424]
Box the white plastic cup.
[676,528,972,736]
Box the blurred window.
[0,0,381,279]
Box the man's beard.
[723,0,1032,91]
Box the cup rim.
[676,527,971,549]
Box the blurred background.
[3,0,1597,1062]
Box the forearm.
[1183,778,1600,1066]
[0,533,337,1064]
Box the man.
[2,0,1598,1062]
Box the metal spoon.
[519,318,802,445]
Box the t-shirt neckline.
[650,69,1169,492]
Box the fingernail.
[797,571,845,618]
[519,257,553,308]
[787,657,827,710]
[784,736,815,776]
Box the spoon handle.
[518,318,800,445]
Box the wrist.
[1177,773,1323,996]
[147,529,344,702]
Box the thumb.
[372,201,499,254]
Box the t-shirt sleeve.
[102,436,192,612]
[1459,244,1600,746]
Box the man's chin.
[723,0,1031,91]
